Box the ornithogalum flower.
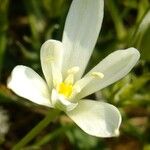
[7,0,140,137]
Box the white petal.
[51,63,62,88]
[40,40,64,89]
[67,100,121,137]
[51,89,78,112]
[77,48,140,99]
[62,0,104,79]
[7,65,52,107]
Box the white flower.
[7,0,140,137]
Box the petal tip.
[7,65,21,90]
[128,47,140,60]
[7,76,12,89]
[41,39,63,48]
[113,129,120,137]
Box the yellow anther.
[73,85,81,93]
[58,82,73,98]
[55,66,80,98]
[64,66,80,85]
[91,72,104,78]
[67,66,80,74]
[65,74,74,84]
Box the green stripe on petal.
[67,100,121,137]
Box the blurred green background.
[0,0,150,149]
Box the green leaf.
[0,0,9,77]
[131,9,150,60]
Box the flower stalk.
[12,109,60,150]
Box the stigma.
[58,82,73,98]
[56,66,80,99]
[53,65,104,100]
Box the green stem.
[0,0,9,77]
[34,125,69,147]
[12,109,60,150]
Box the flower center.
[53,66,79,99]
[51,65,104,111]
[51,64,104,100]
[58,82,73,98]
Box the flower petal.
[51,89,78,112]
[77,48,140,99]
[40,40,64,89]
[7,65,52,107]
[67,100,121,137]
[62,0,104,79]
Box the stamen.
[55,66,80,99]
[73,76,92,93]
[91,72,104,78]
[67,66,80,74]
[64,74,74,84]
[65,66,80,85]
[73,72,104,95]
